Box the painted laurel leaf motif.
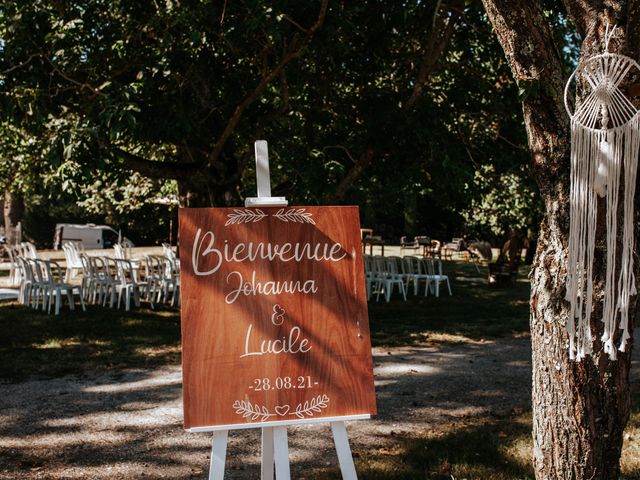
[293,395,329,419]
[273,208,316,225]
[225,209,267,226]
[232,400,273,422]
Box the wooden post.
[208,430,228,480]
[273,426,291,480]
[244,140,288,207]
[261,427,275,480]
[331,422,358,480]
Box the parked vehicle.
[53,224,133,250]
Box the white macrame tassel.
[617,116,639,353]
[564,35,640,361]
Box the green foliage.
[0,1,570,242]
[0,121,42,194]
[0,302,179,382]
[463,164,542,240]
[77,172,175,219]
[77,172,178,245]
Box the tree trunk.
[482,1,636,478]
[3,191,24,246]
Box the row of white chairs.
[63,240,133,282]
[64,240,179,310]
[18,257,85,315]
[364,255,452,302]
[78,253,180,311]
[11,240,180,313]
[78,255,142,311]
[144,254,180,308]
[4,242,38,286]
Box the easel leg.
[261,426,275,480]
[208,429,229,480]
[273,426,291,480]
[331,421,358,480]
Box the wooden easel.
[196,140,365,479]
[198,415,368,480]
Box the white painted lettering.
[225,271,318,304]
[191,229,348,278]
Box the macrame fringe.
[563,23,640,361]
[566,117,639,361]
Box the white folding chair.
[423,258,452,297]
[374,256,407,302]
[363,255,377,301]
[402,256,431,296]
[38,259,86,315]
[62,241,84,282]
[4,245,22,286]
[95,256,119,307]
[112,258,146,311]
[29,258,48,310]
[17,257,35,305]
[113,243,126,259]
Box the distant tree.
[1,1,335,206]
[0,2,527,209]
[462,164,541,241]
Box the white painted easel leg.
[331,422,358,480]
[273,426,291,480]
[261,426,275,480]
[208,429,229,480]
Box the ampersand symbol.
[271,304,286,325]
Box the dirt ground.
[0,334,638,479]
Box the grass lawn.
[348,413,535,480]
[369,261,531,346]
[0,302,180,382]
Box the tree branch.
[1,53,39,75]
[282,14,310,34]
[328,147,375,202]
[114,147,204,181]
[322,145,357,164]
[562,0,603,38]
[208,0,329,168]
[405,0,464,110]
[42,54,107,97]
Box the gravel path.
[0,335,637,479]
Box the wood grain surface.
[179,206,376,429]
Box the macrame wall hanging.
[564,23,640,361]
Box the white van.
[53,224,133,250]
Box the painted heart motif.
[271,304,286,326]
[275,405,290,416]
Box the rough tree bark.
[482,1,637,478]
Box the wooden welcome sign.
[179,206,376,430]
